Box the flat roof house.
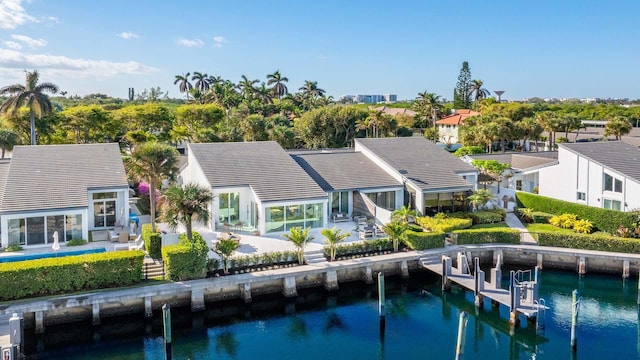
[0,143,130,248]
[181,142,328,235]
[538,141,640,211]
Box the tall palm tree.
[321,227,351,261]
[0,70,58,145]
[299,81,325,98]
[161,183,213,241]
[173,73,193,100]
[413,91,442,140]
[127,142,180,233]
[267,70,289,99]
[469,79,490,109]
[255,82,274,105]
[283,227,314,264]
[191,71,210,93]
[604,116,632,140]
[381,221,407,252]
[238,75,259,101]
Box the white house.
[538,141,640,211]
[435,109,480,144]
[0,143,130,248]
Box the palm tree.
[255,82,274,105]
[0,70,58,145]
[173,73,193,100]
[467,189,494,211]
[469,79,490,109]
[127,142,180,233]
[391,205,418,224]
[283,227,314,264]
[381,221,407,252]
[604,116,632,140]
[161,183,213,241]
[238,75,259,101]
[267,70,289,99]
[412,91,442,140]
[213,239,240,274]
[299,81,325,99]
[0,129,19,159]
[321,227,350,261]
[191,71,210,92]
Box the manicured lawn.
[525,223,574,234]
[470,222,510,229]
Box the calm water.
[24,269,640,359]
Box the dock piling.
[455,312,468,360]
[163,304,172,360]
[570,289,580,353]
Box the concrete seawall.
[2,244,640,334]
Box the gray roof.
[468,152,558,172]
[1,143,128,213]
[188,141,327,202]
[290,149,401,191]
[355,137,477,192]
[560,141,640,183]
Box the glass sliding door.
[26,217,45,245]
[47,215,65,244]
[8,218,25,246]
[265,203,324,233]
[66,214,83,241]
[219,192,240,224]
[93,192,117,228]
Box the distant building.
[435,109,480,144]
[370,106,416,117]
[339,94,397,104]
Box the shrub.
[517,208,534,223]
[516,192,637,233]
[452,211,503,224]
[550,213,578,229]
[538,232,640,253]
[453,146,486,157]
[403,231,445,250]
[325,238,394,259]
[573,219,593,234]
[0,251,144,300]
[453,228,521,244]
[142,223,162,260]
[162,232,209,281]
[66,239,87,247]
[531,211,554,224]
[416,216,473,232]
[4,244,22,252]
[487,208,507,220]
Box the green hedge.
[531,211,554,224]
[325,238,394,258]
[162,232,209,281]
[453,228,521,244]
[537,231,640,253]
[403,231,445,250]
[516,192,637,233]
[0,251,144,300]
[142,223,162,260]
[415,216,473,232]
[451,211,503,224]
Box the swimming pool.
[0,247,106,263]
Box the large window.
[603,173,623,193]
[365,191,395,211]
[7,214,83,246]
[330,191,349,215]
[219,192,240,224]
[577,192,586,201]
[603,199,622,211]
[265,203,324,233]
[93,192,117,228]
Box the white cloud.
[117,32,139,40]
[213,35,226,48]
[0,48,157,77]
[11,34,46,47]
[0,0,34,29]
[3,40,21,49]
[176,38,204,47]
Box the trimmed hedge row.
[450,211,503,224]
[453,228,521,245]
[403,231,445,250]
[537,231,640,253]
[415,216,472,232]
[531,211,554,224]
[142,223,162,260]
[162,232,209,281]
[325,238,394,258]
[516,192,637,233]
[0,251,144,300]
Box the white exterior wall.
[625,180,640,210]
[180,146,210,187]
[538,149,577,202]
[1,208,89,248]
[211,186,256,230]
[438,125,460,143]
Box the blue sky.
[0,0,639,101]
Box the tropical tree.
[191,71,210,92]
[381,221,407,252]
[213,239,240,274]
[467,189,494,211]
[267,70,289,99]
[0,70,59,145]
[412,91,442,140]
[173,73,193,100]
[604,116,632,140]
[535,111,561,150]
[321,227,351,261]
[127,142,180,233]
[391,205,418,224]
[453,61,472,109]
[283,226,314,264]
[299,81,325,99]
[469,79,490,110]
[0,129,19,159]
[238,75,259,101]
[161,183,214,241]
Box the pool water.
[25,269,639,359]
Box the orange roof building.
[436,109,480,144]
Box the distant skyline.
[1,0,639,101]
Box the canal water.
[24,269,639,359]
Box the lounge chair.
[129,235,144,251]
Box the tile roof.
[188,141,327,203]
[370,106,417,117]
[436,109,480,125]
[560,141,640,183]
[1,143,128,213]
[468,152,558,172]
[355,137,477,192]
[290,149,401,191]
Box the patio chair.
[128,235,144,251]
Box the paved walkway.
[505,213,538,244]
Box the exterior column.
[92,303,101,325]
[191,288,205,312]
[35,311,45,334]
[240,283,252,303]
[399,260,409,279]
[324,270,339,291]
[144,296,153,318]
[283,276,297,297]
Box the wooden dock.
[421,252,546,322]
